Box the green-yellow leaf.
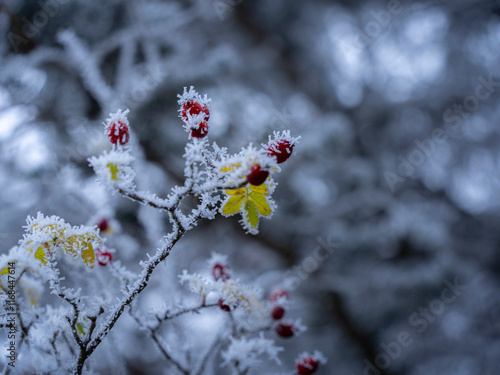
[221,180,275,234]
[76,322,86,335]
[222,195,245,216]
[107,163,119,180]
[82,243,95,269]
[248,192,272,216]
[249,183,268,195]
[225,187,246,196]
[244,201,259,229]
[34,246,47,264]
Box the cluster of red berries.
[246,139,295,186]
[270,288,296,338]
[95,248,113,267]
[210,261,323,374]
[181,100,210,139]
[270,288,323,374]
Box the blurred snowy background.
[1,0,500,374]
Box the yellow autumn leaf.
[81,242,95,268]
[64,235,81,258]
[0,267,9,275]
[249,183,268,195]
[107,163,119,180]
[64,234,96,268]
[225,187,247,196]
[31,223,66,241]
[244,201,259,228]
[34,246,48,264]
[222,195,245,216]
[221,181,274,234]
[248,192,272,216]
[77,322,86,335]
[220,162,241,172]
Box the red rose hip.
[97,218,109,233]
[270,288,289,302]
[246,164,269,186]
[211,264,230,282]
[275,322,294,338]
[190,121,209,139]
[218,298,231,312]
[296,357,319,375]
[271,305,285,320]
[106,120,130,146]
[96,248,113,266]
[182,101,210,123]
[267,139,293,164]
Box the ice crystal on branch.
[88,149,135,190]
[179,270,214,297]
[221,333,283,374]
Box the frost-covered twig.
[129,308,190,375]
[154,302,219,326]
[57,31,114,110]
[193,333,224,375]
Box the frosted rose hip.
[246,164,269,186]
[275,322,294,338]
[271,305,285,320]
[267,139,293,164]
[96,248,113,266]
[296,357,319,375]
[181,100,210,123]
[190,121,209,139]
[106,120,130,146]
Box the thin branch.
[129,309,189,375]
[155,303,218,326]
[50,331,62,370]
[193,333,223,375]
[75,223,186,375]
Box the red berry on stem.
[218,298,231,312]
[246,164,269,186]
[182,101,210,123]
[190,121,209,139]
[275,322,294,338]
[268,140,293,164]
[96,248,113,266]
[107,120,130,146]
[270,288,289,302]
[212,264,230,282]
[271,305,285,320]
[97,218,109,233]
[296,357,319,375]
